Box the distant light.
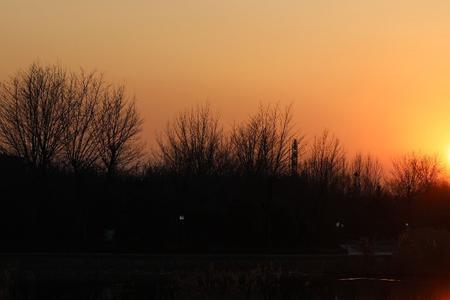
[336,221,344,228]
[179,215,185,221]
[405,223,409,227]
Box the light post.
[336,221,345,243]
[178,214,185,250]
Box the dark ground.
[0,253,393,281]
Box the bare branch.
[157,104,227,176]
[95,85,143,176]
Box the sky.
[2,0,450,167]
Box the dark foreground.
[0,254,447,299]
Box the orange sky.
[2,0,450,166]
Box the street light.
[336,221,345,244]
[178,214,185,250]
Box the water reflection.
[334,278,450,300]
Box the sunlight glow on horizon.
[2,0,450,167]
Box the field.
[0,253,400,299]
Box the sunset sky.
[2,0,450,166]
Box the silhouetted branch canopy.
[96,86,143,176]
[389,153,442,200]
[0,63,69,170]
[0,63,143,175]
[304,130,346,191]
[157,104,227,176]
[230,103,298,177]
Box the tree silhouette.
[349,153,383,197]
[62,70,104,173]
[0,63,70,170]
[96,85,143,177]
[4,62,450,253]
[157,104,227,176]
[230,104,297,177]
[389,153,441,200]
[304,130,346,192]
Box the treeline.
[0,63,449,252]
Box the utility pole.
[291,139,298,176]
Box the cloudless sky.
[2,0,450,166]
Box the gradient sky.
[2,0,450,166]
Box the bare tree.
[349,153,383,197]
[304,130,346,191]
[96,85,143,176]
[230,104,297,177]
[157,104,227,176]
[0,63,70,170]
[62,70,104,173]
[389,153,441,200]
